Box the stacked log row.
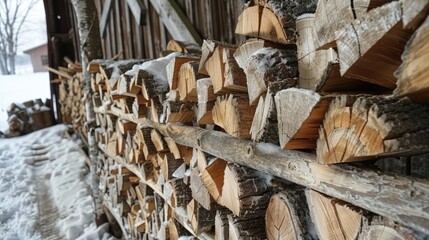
[2,98,53,137]
[56,0,429,238]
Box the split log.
[246,47,298,105]
[164,178,192,209]
[132,97,148,119]
[177,61,205,102]
[164,137,193,165]
[233,38,289,71]
[266,188,313,240]
[312,0,391,49]
[201,159,228,204]
[160,153,182,180]
[163,101,194,123]
[142,122,429,234]
[167,39,201,54]
[215,209,230,240]
[150,129,168,152]
[212,94,257,139]
[394,15,429,103]
[140,53,179,99]
[221,163,271,217]
[136,127,157,160]
[199,40,235,75]
[297,14,387,93]
[166,54,201,90]
[312,0,354,50]
[335,1,413,89]
[235,6,262,40]
[196,78,216,125]
[360,217,425,240]
[168,218,192,240]
[401,0,429,29]
[275,88,333,150]
[317,95,429,164]
[204,45,237,94]
[223,50,247,93]
[186,199,216,234]
[236,0,317,44]
[306,189,362,240]
[250,79,296,144]
[149,97,163,123]
[228,214,266,240]
[190,169,215,210]
[129,69,144,95]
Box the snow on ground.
[0,72,51,131]
[0,124,114,240]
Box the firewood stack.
[3,99,53,137]
[57,0,429,239]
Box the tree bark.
[70,0,104,221]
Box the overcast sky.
[17,0,47,53]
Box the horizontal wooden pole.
[139,120,429,235]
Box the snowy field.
[0,125,113,240]
[0,72,51,131]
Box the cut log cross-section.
[266,188,313,240]
[317,95,429,164]
[275,88,333,150]
[395,15,429,103]
[235,1,317,44]
[177,61,205,102]
[306,189,363,240]
[212,94,257,139]
[221,163,271,217]
[166,54,201,90]
[336,1,413,89]
[204,45,238,94]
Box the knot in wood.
[288,162,297,171]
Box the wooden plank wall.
[93,0,246,60]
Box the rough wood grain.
[395,15,429,103]
[317,95,429,164]
[212,94,257,139]
[306,189,362,240]
[275,88,333,150]
[335,2,413,89]
[266,188,313,240]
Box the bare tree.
[0,0,38,75]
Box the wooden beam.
[99,0,114,38]
[148,0,202,45]
[127,0,146,26]
[139,120,429,235]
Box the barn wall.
[93,0,247,60]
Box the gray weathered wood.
[148,0,202,44]
[127,0,146,26]
[99,0,114,38]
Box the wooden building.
[23,43,49,72]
